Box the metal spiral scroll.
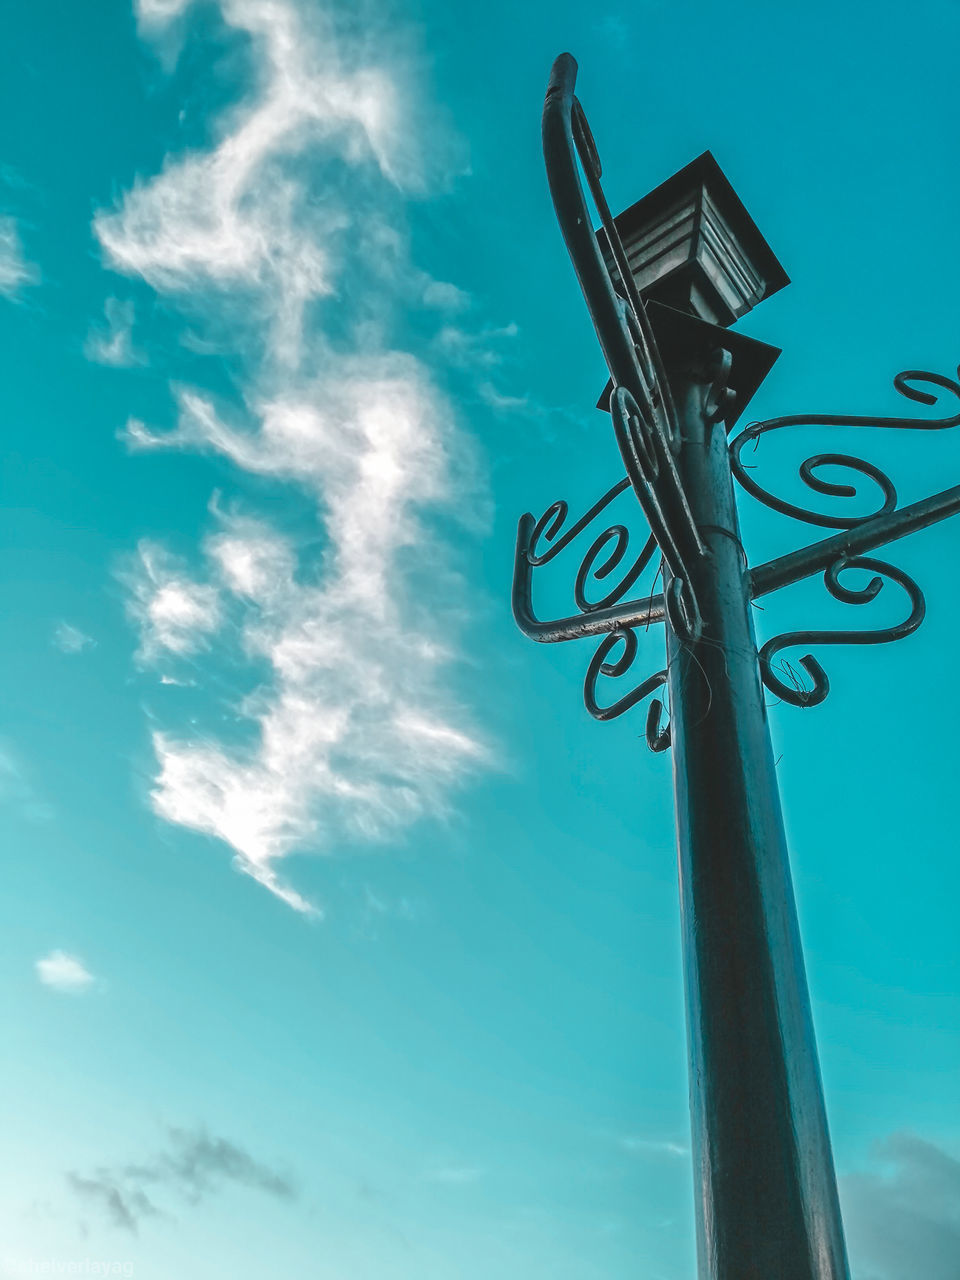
[527,479,658,611]
[729,365,960,528]
[524,485,670,739]
[759,556,925,707]
[584,629,671,750]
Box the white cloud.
[137,0,194,24]
[134,477,486,914]
[125,541,222,661]
[53,622,96,654]
[478,381,529,412]
[36,951,95,993]
[85,297,142,366]
[100,0,486,912]
[434,321,518,370]
[96,0,424,368]
[841,1131,960,1280]
[0,215,37,299]
[421,279,470,312]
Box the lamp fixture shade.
[598,151,789,328]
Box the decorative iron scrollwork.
[759,556,925,707]
[525,477,658,611]
[584,628,670,748]
[730,365,960,529]
[730,363,959,710]
[516,45,960,741]
[515,475,662,618]
[513,476,669,738]
[527,479,630,565]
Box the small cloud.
[36,950,95,993]
[841,1131,960,1280]
[67,1126,297,1233]
[136,0,194,27]
[123,541,222,662]
[156,1126,297,1203]
[67,1172,159,1233]
[0,215,37,299]
[421,279,469,312]
[53,622,96,654]
[477,381,528,412]
[85,297,143,367]
[618,1136,688,1158]
[434,321,518,369]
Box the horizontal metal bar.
[513,482,960,642]
[512,513,665,642]
[514,595,667,643]
[749,483,960,599]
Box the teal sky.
[2,1,959,1276]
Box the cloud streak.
[841,1131,960,1280]
[67,1126,295,1233]
[124,541,222,662]
[85,297,142,367]
[53,622,97,654]
[98,0,485,911]
[96,0,420,367]
[617,1136,689,1158]
[0,741,53,824]
[0,215,36,299]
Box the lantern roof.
[598,150,790,328]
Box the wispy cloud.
[617,1136,689,1159]
[68,1172,158,1233]
[96,0,429,367]
[123,541,222,662]
[35,950,95,993]
[477,381,530,413]
[0,741,53,824]
[841,1131,960,1280]
[53,621,96,654]
[85,297,142,367]
[421,279,470,312]
[360,882,419,924]
[67,1126,296,1233]
[0,215,37,299]
[433,321,518,370]
[97,0,487,912]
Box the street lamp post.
[513,53,960,1280]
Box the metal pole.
[665,353,850,1279]
[516,50,959,1280]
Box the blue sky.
[1,0,959,1275]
